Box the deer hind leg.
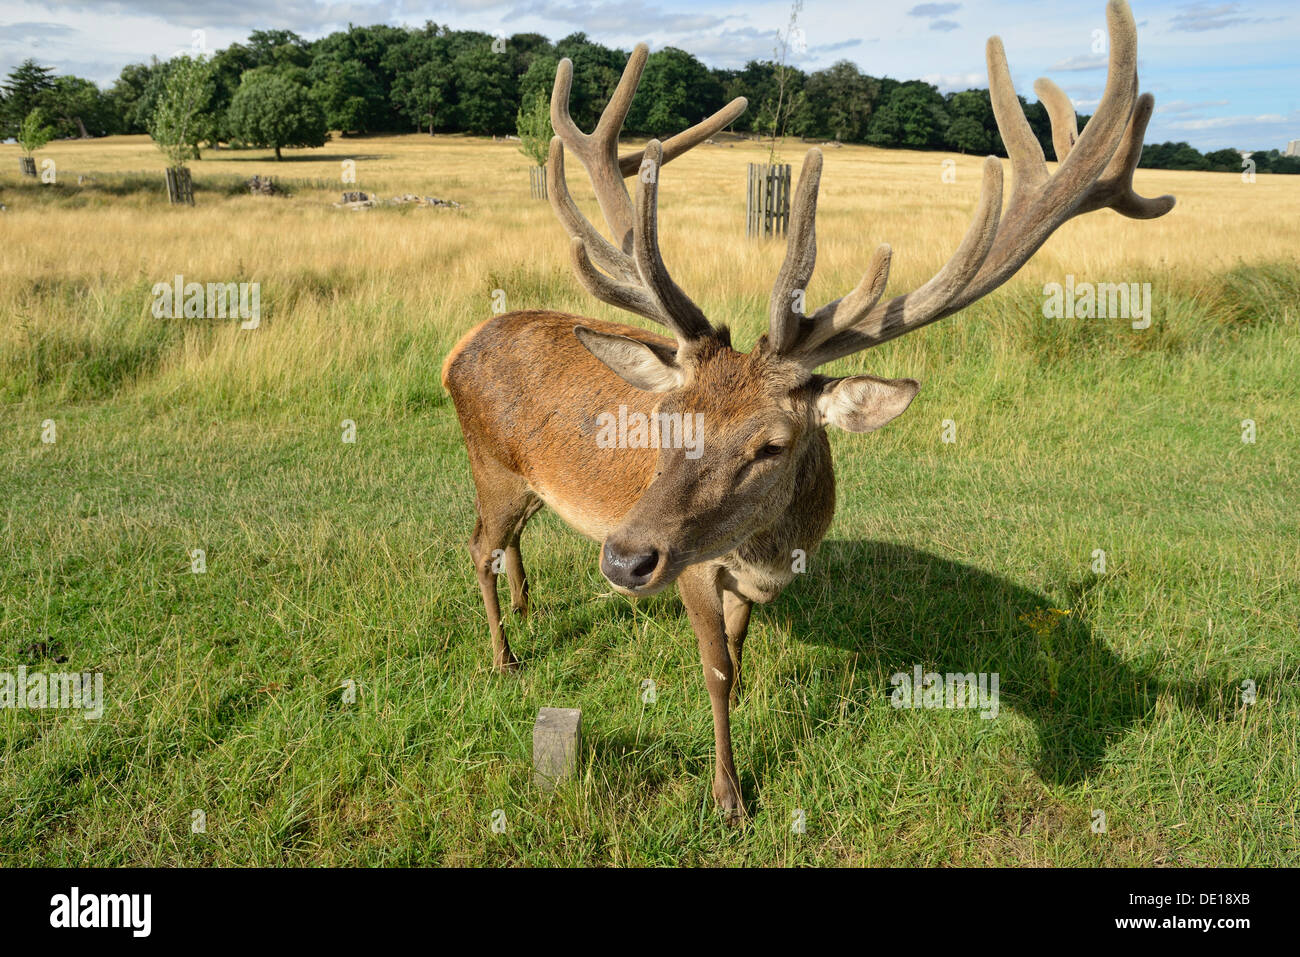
[678,564,745,823]
[723,589,753,706]
[466,454,540,673]
[505,498,543,617]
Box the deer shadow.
[769,539,1250,788]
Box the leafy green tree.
[801,61,880,142]
[48,76,115,138]
[310,56,385,133]
[516,90,551,166]
[17,108,55,156]
[1203,148,1243,172]
[945,89,994,153]
[227,68,327,160]
[626,47,720,135]
[1138,141,1209,171]
[310,24,409,129]
[246,30,312,70]
[452,44,516,134]
[149,55,215,168]
[108,62,159,134]
[866,81,947,149]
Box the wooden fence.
[165,167,194,206]
[746,162,791,238]
[529,166,548,200]
[19,157,36,178]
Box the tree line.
[2,22,1295,172]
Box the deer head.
[547,0,1174,596]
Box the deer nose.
[601,541,661,590]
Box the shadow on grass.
[502,536,1280,808]
[776,539,1266,788]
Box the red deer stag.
[442,0,1174,821]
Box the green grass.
[1,261,1297,866]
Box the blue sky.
[2,0,1296,150]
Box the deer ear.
[816,375,919,433]
[574,326,684,392]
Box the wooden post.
[529,166,548,200]
[746,162,791,238]
[532,707,581,789]
[165,167,194,206]
[19,157,37,178]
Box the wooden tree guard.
[746,162,791,238]
[529,166,548,200]
[165,167,194,206]
[19,157,37,178]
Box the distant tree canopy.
[227,68,328,159]
[2,27,1293,172]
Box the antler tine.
[547,137,637,280]
[1034,78,1079,162]
[548,44,746,343]
[794,157,1004,365]
[550,46,646,253]
[552,139,712,339]
[795,244,893,354]
[1073,92,1176,219]
[768,149,824,352]
[617,96,748,176]
[632,140,713,337]
[782,0,1174,368]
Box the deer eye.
[756,443,786,460]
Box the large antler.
[772,0,1175,367]
[548,44,747,343]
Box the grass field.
[1,133,1297,865]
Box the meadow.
[0,132,1296,865]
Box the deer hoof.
[714,782,746,825]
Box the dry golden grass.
[4,132,1296,397]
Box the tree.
[626,47,721,136]
[149,55,215,168]
[108,62,159,134]
[945,89,993,153]
[48,76,114,138]
[452,44,516,135]
[17,109,54,156]
[801,61,880,142]
[759,0,806,163]
[246,30,312,70]
[1203,148,1243,173]
[866,81,947,149]
[309,56,385,133]
[516,90,551,166]
[227,68,327,160]
[2,59,56,139]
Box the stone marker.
[533,707,581,789]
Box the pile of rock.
[334,192,462,211]
[248,175,282,195]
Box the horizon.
[1,0,1297,152]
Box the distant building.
[1287,140,1300,157]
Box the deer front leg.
[723,589,753,706]
[678,564,744,823]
